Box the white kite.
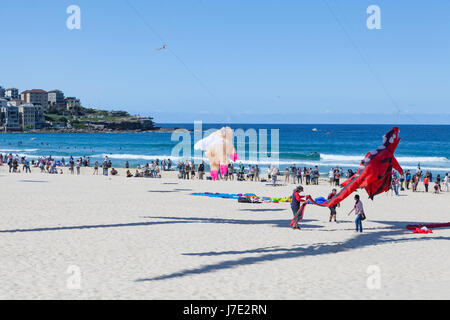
[194,127,239,181]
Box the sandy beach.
[0,165,449,300]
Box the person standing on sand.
[329,168,334,186]
[328,189,340,222]
[414,174,420,192]
[405,170,411,190]
[270,166,278,185]
[255,165,260,182]
[348,194,365,233]
[291,186,305,230]
[76,160,81,175]
[424,176,429,192]
[69,159,75,175]
[93,161,99,175]
[314,166,320,185]
[436,174,441,191]
[297,167,302,184]
[284,167,290,184]
[444,173,449,192]
[198,161,205,180]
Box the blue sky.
[1,0,449,123]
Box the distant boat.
[30,138,37,141]
[312,128,318,132]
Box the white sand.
[0,166,449,299]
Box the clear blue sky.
[1,0,449,123]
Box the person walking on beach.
[328,188,340,222]
[348,194,365,233]
[291,186,305,230]
[444,173,449,192]
[93,161,99,175]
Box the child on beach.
[433,183,440,194]
[347,194,365,233]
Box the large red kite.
[291,127,403,226]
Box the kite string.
[322,0,419,124]
[123,0,227,110]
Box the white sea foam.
[0,148,39,153]
[321,153,449,163]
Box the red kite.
[292,127,403,226]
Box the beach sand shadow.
[136,219,450,282]
[143,216,322,230]
[239,208,286,212]
[0,220,193,234]
[0,214,319,234]
[148,188,193,193]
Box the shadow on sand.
[135,219,450,282]
[239,208,286,213]
[0,215,319,234]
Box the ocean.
[1,124,449,175]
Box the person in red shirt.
[424,176,429,192]
[291,186,305,230]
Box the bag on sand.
[238,197,252,203]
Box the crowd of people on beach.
[392,167,448,195]
[1,153,449,194]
